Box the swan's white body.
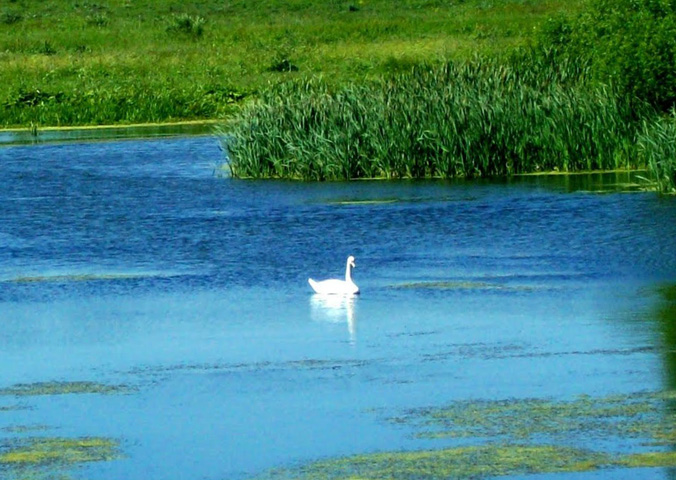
[308,256,360,295]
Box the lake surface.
[1,136,676,480]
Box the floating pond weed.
[0,437,121,480]
[2,425,51,434]
[258,391,676,479]
[400,391,676,443]
[0,437,119,465]
[0,382,128,480]
[258,445,611,479]
[0,381,135,397]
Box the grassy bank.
[0,0,580,128]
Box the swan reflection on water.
[309,294,357,344]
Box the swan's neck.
[345,262,353,283]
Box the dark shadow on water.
[512,170,652,193]
[657,285,676,390]
[656,284,676,480]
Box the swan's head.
[347,256,356,268]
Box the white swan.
[308,256,360,295]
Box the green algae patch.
[260,444,676,480]
[2,425,51,434]
[397,391,676,443]
[0,381,135,397]
[328,199,399,206]
[0,405,27,412]
[392,281,503,290]
[390,281,540,293]
[0,437,121,480]
[261,444,610,480]
[259,390,676,479]
[619,451,676,468]
[6,272,177,283]
[0,437,119,466]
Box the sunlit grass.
[0,0,583,128]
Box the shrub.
[535,0,676,112]
[86,13,109,27]
[1,10,22,24]
[4,89,65,108]
[167,14,205,39]
[268,58,299,73]
[37,41,57,55]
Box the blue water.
[1,137,676,479]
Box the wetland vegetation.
[0,381,127,480]
[256,281,676,479]
[0,381,134,397]
[260,390,676,479]
[221,0,676,190]
[2,0,675,189]
[0,436,121,480]
[223,61,645,180]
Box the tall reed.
[639,113,676,193]
[223,60,646,180]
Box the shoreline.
[0,120,222,146]
[0,119,221,133]
[1,126,660,192]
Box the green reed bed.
[223,60,646,180]
[639,114,676,194]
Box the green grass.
[0,0,582,128]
